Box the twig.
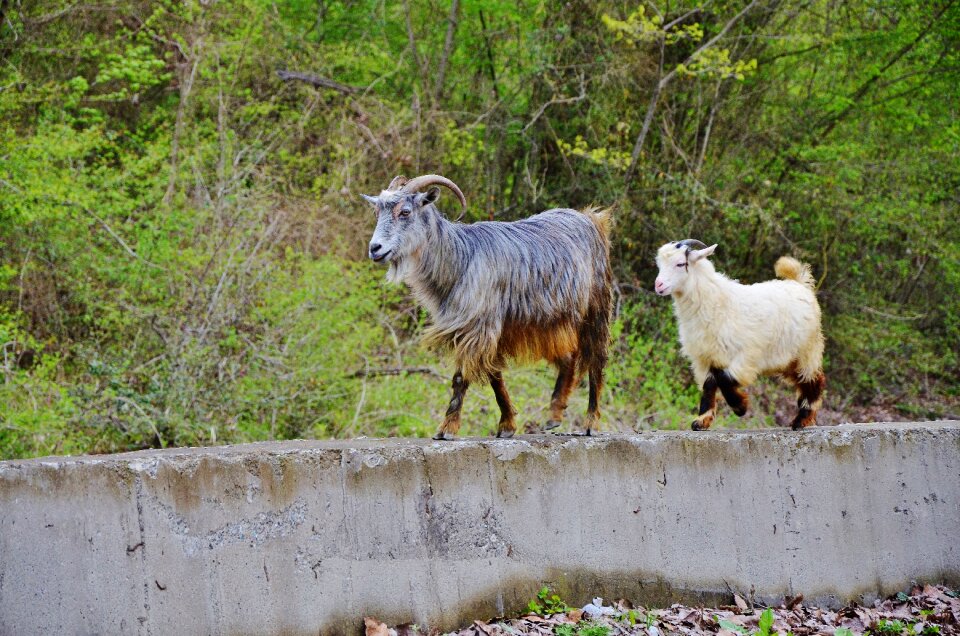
[862,306,926,321]
[522,74,587,133]
[348,367,444,379]
[114,395,165,449]
[351,356,370,435]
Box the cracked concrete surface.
[1,422,958,635]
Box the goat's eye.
[398,208,412,218]
[676,262,686,268]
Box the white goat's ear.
[689,244,718,264]
[361,194,379,207]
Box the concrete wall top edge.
[2,420,957,469]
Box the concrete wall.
[1,422,958,635]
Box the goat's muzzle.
[369,243,391,263]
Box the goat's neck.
[673,268,732,322]
[404,210,467,312]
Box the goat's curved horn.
[387,175,408,190]
[400,174,467,215]
[676,239,708,251]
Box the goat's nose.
[369,242,382,255]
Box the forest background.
[1,0,958,458]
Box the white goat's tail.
[775,256,815,288]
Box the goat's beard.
[386,257,403,284]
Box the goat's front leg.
[434,370,469,440]
[692,372,719,430]
[489,371,517,438]
[791,371,825,430]
[711,366,749,417]
[546,354,577,431]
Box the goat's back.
[423,208,612,378]
[456,208,609,323]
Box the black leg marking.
[693,372,718,430]
[711,367,748,417]
[791,372,825,430]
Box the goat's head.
[362,174,467,273]
[654,239,717,296]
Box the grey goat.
[363,174,613,439]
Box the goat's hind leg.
[584,362,605,436]
[489,371,517,438]
[711,366,749,417]
[791,371,825,430]
[434,370,469,440]
[693,372,719,430]
[545,354,577,431]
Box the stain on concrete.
[155,497,308,556]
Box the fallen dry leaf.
[369,584,960,636]
[566,609,583,623]
[786,593,804,610]
[364,617,392,636]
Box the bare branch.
[478,10,501,101]
[276,69,361,95]
[433,0,461,104]
[402,0,426,87]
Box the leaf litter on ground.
[364,584,959,636]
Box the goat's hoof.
[791,420,815,431]
[495,429,515,439]
[583,428,592,437]
[433,431,456,441]
[732,406,748,417]
[544,420,562,431]
[691,420,709,431]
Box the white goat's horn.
[676,239,708,251]
[400,174,468,216]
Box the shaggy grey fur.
[364,178,612,439]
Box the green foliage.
[758,608,775,636]
[717,608,775,636]
[575,623,610,636]
[528,587,571,616]
[718,618,750,635]
[1,0,958,458]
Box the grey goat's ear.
[688,244,718,264]
[361,194,379,207]
[418,186,441,206]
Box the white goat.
[654,240,825,430]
